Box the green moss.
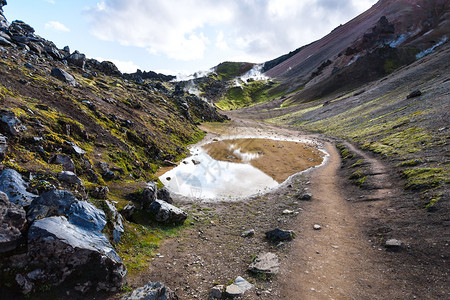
[215,62,254,81]
[396,159,423,167]
[349,169,363,180]
[403,168,449,190]
[356,176,367,186]
[351,159,364,168]
[336,143,353,159]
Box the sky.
[3,0,377,76]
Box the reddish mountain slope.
[265,0,450,101]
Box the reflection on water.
[159,138,325,200]
[160,147,278,200]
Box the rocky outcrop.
[121,281,178,300]
[103,200,124,244]
[26,216,126,293]
[0,169,37,207]
[156,187,173,204]
[0,133,7,160]
[142,182,157,209]
[66,50,86,69]
[0,191,26,253]
[148,200,187,224]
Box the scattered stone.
[148,200,187,224]
[71,144,86,156]
[15,273,33,294]
[90,186,109,199]
[163,160,177,167]
[208,285,224,299]
[57,171,82,186]
[313,224,322,230]
[297,191,312,201]
[0,109,23,136]
[0,169,37,207]
[282,209,295,215]
[157,187,173,204]
[120,281,178,300]
[406,90,422,99]
[0,191,27,253]
[241,229,255,237]
[192,159,201,165]
[50,67,78,87]
[385,239,402,251]
[225,276,253,298]
[248,252,280,275]
[265,228,295,242]
[120,202,136,220]
[27,216,126,293]
[49,154,75,172]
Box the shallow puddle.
[160,138,325,200]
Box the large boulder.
[121,281,178,300]
[57,171,82,186]
[0,109,24,136]
[0,169,37,207]
[27,189,77,222]
[0,191,26,253]
[26,216,126,293]
[148,200,187,224]
[44,42,64,60]
[51,67,77,86]
[66,50,86,69]
[49,154,75,172]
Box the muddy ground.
[116,114,448,300]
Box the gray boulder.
[0,169,37,207]
[44,43,64,60]
[0,191,27,253]
[26,216,126,293]
[90,186,109,199]
[57,171,82,186]
[67,201,107,232]
[121,281,178,300]
[27,189,77,222]
[0,109,23,136]
[148,200,187,224]
[209,285,224,299]
[51,67,77,86]
[142,182,157,209]
[248,252,280,275]
[103,200,124,244]
[265,228,295,242]
[156,187,173,204]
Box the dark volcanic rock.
[57,171,82,186]
[27,189,77,222]
[67,201,107,232]
[0,109,23,136]
[406,89,422,99]
[49,154,75,172]
[0,191,26,253]
[148,200,187,224]
[156,187,173,204]
[265,228,295,242]
[66,50,86,69]
[142,182,157,210]
[0,169,37,207]
[51,67,77,86]
[90,186,109,199]
[27,216,126,293]
[121,281,178,300]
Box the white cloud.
[86,0,377,63]
[45,21,70,32]
[93,57,142,73]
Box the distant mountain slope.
[264,0,450,103]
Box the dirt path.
[278,142,392,299]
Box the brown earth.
[118,114,448,299]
